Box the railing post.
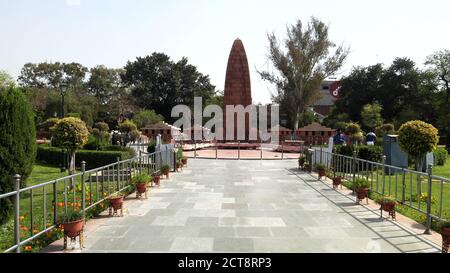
[173,149,177,172]
[320,146,323,164]
[401,169,406,204]
[238,141,241,160]
[260,141,263,160]
[381,155,386,195]
[281,140,284,160]
[352,151,357,194]
[81,161,86,216]
[13,174,21,253]
[216,141,218,160]
[194,141,197,159]
[117,157,121,191]
[139,150,142,174]
[425,164,433,235]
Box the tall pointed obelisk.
[223,38,252,141]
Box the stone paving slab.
[42,159,441,253]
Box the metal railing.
[0,150,173,253]
[310,147,449,234]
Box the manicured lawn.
[26,164,69,186]
[434,160,450,178]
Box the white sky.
[1,0,449,104]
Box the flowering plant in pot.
[440,219,450,253]
[332,176,343,189]
[131,173,151,199]
[181,156,188,166]
[376,195,397,220]
[108,193,125,217]
[57,210,84,250]
[298,155,306,169]
[353,178,370,204]
[314,163,327,180]
[161,164,170,179]
[152,171,161,187]
[176,160,183,171]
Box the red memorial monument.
[223,38,253,142]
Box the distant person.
[366,132,377,146]
[333,129,346,145]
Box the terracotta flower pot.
[318,170,326,179]
[182,158,187,166]
[442,227,450,245]
[63,219,84,238]
[136,183,147,194]
[109,196,124,211]
[356,188,369,201]
[333,177,342,186]
[380,201,396,213]
[153,175,160,186]
[164,171,170,179]
[176,162,182,170]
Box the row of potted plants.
[308,162,450,253]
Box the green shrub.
[36,146,133,170]
[147,138,157,154]
[398,120,439,171]
[375,195,396,204]
[358,145,383,162]
[314,163,327,172]
[352,178,370,190]
[57,210,83,224]
[161,164,170,174]
[131,173,151,185]
[334,145,354,157]
[102,145,137,157]
[434,148,448,166]
[0,86,37,224]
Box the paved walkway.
[45,159,441,253]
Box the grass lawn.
[434,160,450,178]
[1,162,137,252]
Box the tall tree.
[361,102,384,131]
[426,50,450,149]
[0,70,15,87]
[258,17,349,130]
[122,53,216,123]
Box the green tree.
[398,120,439,171]
[52,117,89,174]
[0,86,37,224]
[132,110,164,129]
[426,50,450,149]
[361,102,384,131]
[345,122,363,145]
[258,17,349,130]
[122,53,216,122]
[0,70,15,87]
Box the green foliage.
[36,146,133,170]
[361,102,384,131]
[0,86,37,224]
[118,119,137,133]
[258,17,349,130]
[122,53,216,122]
[160,164,170,174]
[131,173,151,185]
[37,117,60,132]
[334,145,354,157]
[298,155,306,164]
[375,123,395,137]
[132,110,164,129]
[375,195,397,204]
[57,210,83,224]
[345,122,363,142]
[176,149,184,161]
[0,70,15,87]
[398,121,439,170]
[314,163,327,172]
[441,219,450,229]
[352,178,370,190]
[93,122,109,132]
[357,145,383,162]
[52,117,89,152]
[147,138,157,154]
[434,148,448,166]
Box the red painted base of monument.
[217,143,261,150]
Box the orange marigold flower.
[57,202,65,207]
[24,246,32,251]
[21,226,29,232]
[19,216,25,221]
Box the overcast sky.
[1,0,449,104]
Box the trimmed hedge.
[36,146,133,170]
[434,148,448,166]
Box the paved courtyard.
[52,159,441,253]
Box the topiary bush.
[434,147,448,166]
[398,120,439,171]
[52,117,89,174]
[0,86,37,224]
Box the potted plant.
[298,155,306,169]
[58,210,84,250]
[176,160,182,171]
[314,163,327,180]
[181,156,188,166]
[153,172,161,187]
[376,195,397,220]
[161,164,170,179]
[440,219,450,253]
[131,173,151,199]
[332,176,343,189]
[353,178,370,204]
[108,193,125,217]
[303,162,311,173]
